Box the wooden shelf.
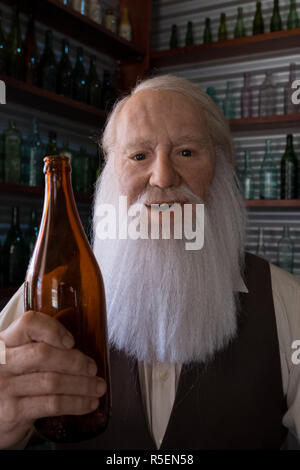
[150,28,300,68]
[3,0,144,63]
[0,183,93,203]
[245,199,300,208]
[229,114,300,132]
[1,74,106,128]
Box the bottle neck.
[283,225,290,239]
[286,135,294,151]
[11,207,20,227]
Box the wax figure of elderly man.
[0,75,300,451]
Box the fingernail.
[62,332,74,348]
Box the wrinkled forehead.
[115,90,208,143]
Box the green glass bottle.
[86,55,102,107]
[0,10,6,74]
[72,146,89,193]
[57,39,73,98]
[206,86,221,108]
[287,0,299,29]
[23,117,44,187]
[280,134,298,199]
[72,47,87,103]
[6,6,24,80]
[24,208,39,264]
[185,21,194,46]
[2,206,27,287]
[203,17,212,43]
[46,131,58,156]
[253,1,264,35]
[4,121,22,184]
[59,139,73,159]
[23,12,39,85]
[277,226,294,273]
[38,30,57,92]
[218,13,228,41]
[169,24,178,49]
[234,7,246,38]
[270,0,282,32]
[259,139,278,199]
[101,71,116,111]
[241,150,255,199]
[223,81,235,119]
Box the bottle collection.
[0,117,104,194]
[59,0,132,41]
[239,135,299,200]
[256,225,295,274]
[206,63,300,120]
[169,0,299,48]
[0,7,117,111]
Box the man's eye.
[181,149,192,157]
[133,153,146,161]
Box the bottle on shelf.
[253,1,264,35]
[234,7,246,38]
[24,208,39,264]
[60,0,72,5]
[38,30,57,93]
[6,5,24,80]
[169,24,178,49]
[277,225,294,273]
[241,72,252,118]
[72,146,89,193]
[241,150,255,199]
[280,134,298,200]
[206,87,221,108]
[105,8,117,33]
[4,120,22,184]
[88,0,102,25]
[23,117,44,187]
[2,207,27,287]
[72,47,87,103]
[256,227,267,260]
[119,2,132,42]
[86,55,102,107]
[259,139,278,199]
[59,140,73,159]
[46,131,58,156]
[223,81,235,119]
[287,0,299,29]
[185,21,194,46]
[284,63,300,114]
[24,155,111,442]
[101,70,116,111]
[203,17,212,43]
[72,0,88,16]
[270,0,282,32]
[0,9,7,74]
[57,39,73,98]
[218,13,228,41]
[259,71,276,116]
[23,11,39,86]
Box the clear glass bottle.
[73,0,88,15]
[241,150,255,199]
[23,117,44,187]
[259,139,278,199]
[280,134,298,199]
[241,72,252,118]
[277,225,294,273]
[223,81,235,119]
[4,121,22,184]
[284,63,300,114]
[88,0,102,25]
[119,5,132,41]
[259,71,276,116]
[105,8,117,33]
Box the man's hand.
[0,310,107,449]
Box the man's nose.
[149,151,180,189]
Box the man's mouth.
[145,202,182,211]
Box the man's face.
[113,89,216,208]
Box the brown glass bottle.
[24,155,111,443]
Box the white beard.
[92,150,247,365]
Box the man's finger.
[0,311,75,350]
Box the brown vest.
[54,252,288,450]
